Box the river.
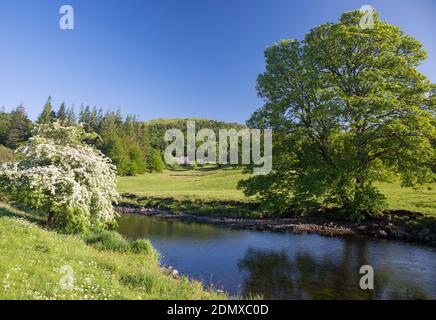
[117,214,436,299]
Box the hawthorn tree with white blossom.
[0,122,119,233]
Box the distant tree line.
[0,98,246,174]
[0,97,159,175]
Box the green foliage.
[0,123,119,232]
[4,105,32,149]
[145,118,245,152]
[131,239,156,257]
[37,96,55,124]
[64,105,77,126]
[83,230,130,252]
[101,134,147,176]
[84,229,157,257]
[0,202,225,299]
[149,149,165,173]
[56,102,67,124]
[92,110,150,176]
[0,145,15,165]
[0,112,11,146]
[57,207,92,234]
[241,10,436,218]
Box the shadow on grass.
[119,194,265,218]
[196,165,238,172]
[166,164,241,173]
[0,201,47,225]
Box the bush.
[83,230,130,252]
[58,207,91,234]
[149,149,165,173]
[131,239,156,257]
[84,230,158,258]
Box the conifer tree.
[6,105,31,149]
[37,96,55,124]
[65,105,77,126]
[57,102,67,124]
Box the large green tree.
[240,10,436,218]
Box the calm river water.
[117,214,436,299]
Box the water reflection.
[117,214,436,299]
[238,243,430,299]
[118,214,235,240]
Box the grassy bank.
[117,167,436,217]
[0,202,225,300]
[117,167,263,218]
[118,166,249,201]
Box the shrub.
[149,149,165,173]
[83,230,130,252]
[131,239,156,257]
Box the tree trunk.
[47,211,56,226]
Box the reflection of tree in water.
[238,239,429,300]
[118,215,234,240]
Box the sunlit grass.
[117,166,250,201]
[377,182,435,216]
[117,167,435,216]
[0,202,226,300]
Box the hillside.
[0,202,225,300]
[144,118,246,151]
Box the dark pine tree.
[37,96,55,124]
[79,105,92,132]
[65,105,77,126]
[56,102,67,124]
[6,105,31,149]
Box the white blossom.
[0,123,119,230]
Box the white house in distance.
[174,156,189,165]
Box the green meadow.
[118,167,249,201]
[117,167,436,217]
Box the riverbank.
[0,201,226,299]
[116,168,435,246]
[115,205,436,246]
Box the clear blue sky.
[1,0,435,123]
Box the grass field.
[0,202,225,300]
[117,167,436,217]
[117,166,250,201]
